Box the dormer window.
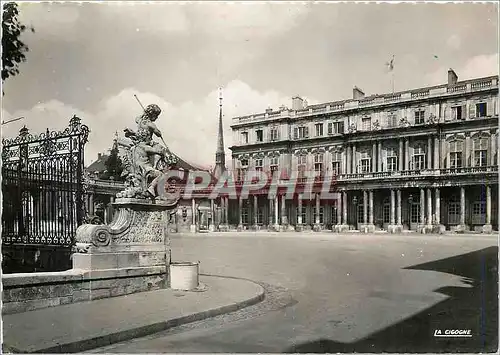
[476,102,487,117]
[362,117,371,131]
[256,130,263,143]
[414,110,425,125]
[241,132,248,144]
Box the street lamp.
[353,195,358,230]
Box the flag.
[386,55,395,72]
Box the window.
[241,206,249,225]
[270,128,279,141]
[473,137,488,167]
[315,123,324,137]
[448,201,460,224]
[270,156,279,173]
[314,153,324,172]
[383,200,390,223]
[297,155,307,180]
[387,114,397,128]
[386,147,398,172]
[241,132,248,144]
[452,106,464,120]
[256,130,263,142]
[472,202,486,224]
[362,117,371,131]
[449,140,463,169]
[412,146,426,170]
[414,110,425,125]
[313,207,324,224]
[359,151,371,173]
[238,159,249,181]
[476,103,487,117]
[296,206,306,224]
[328,121,345,134]
[410,203,420,224]
[241,159,249,167]
[294,126,309,139]
[331,151,342,174]
[357,204,364,223]
[255,159,263,172]
[256,208,263,224]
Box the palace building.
[226,69,499,233]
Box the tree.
[101,145,125,181]
[2,2,34,82]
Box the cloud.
[424,53,499,85]
[18,3,81,39]
[446,35,462,50]
[2,81,299,168]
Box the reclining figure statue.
[116,103,179,200]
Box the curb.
[17,275,265,354]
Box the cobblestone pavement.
[91,233,498,353]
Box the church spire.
[214,87,226,179]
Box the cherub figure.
[119,104,178,198]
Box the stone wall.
[2,266,165,315]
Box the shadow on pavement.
[285,246,498,353]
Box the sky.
[1,1,498,168]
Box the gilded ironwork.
[1,116,89,248]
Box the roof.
[86,154,109,173]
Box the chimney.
[448,69,458,86]
[265,107,273,113]
[353,86,365,100]
[98,153,102,159]
[292,96,305,111]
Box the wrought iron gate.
[2,116,89,270]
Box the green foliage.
[2,2,34,82]
[101,145,125,181]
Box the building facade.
[227,70,499,233]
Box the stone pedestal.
[295,224,303,232]
[313,224,322,232]
[450,224,467,233]
[209,223,215,232]
[237,224,244,232]
[189,224,197,233]
[218,224,229,232]
[359,224,376,233]
[482,224,493,234]
[387,224,403,234]
[334,224,350,233]
[74,198,178,293]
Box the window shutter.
[444,107,451,121]
[469,103,476,119]
[293,127,298,139]
[494,98,498,116]
[339,122,345,133]
[305,127,309,138]
[277,128,280,140]
[328,122,333,134]
[487,99,493,116]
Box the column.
[352,145,357,173]
[377,141,382,172]
[342,191,347,225]
[420,189,425,225]
[427,188,432,225]
[372,143,377,173]
[191,198,196,225]
[297,194,303,225]
[490,132,496,166]
[281,194,288,225]
[427,136,432,169]
[336,196,342,225]
[89,194,94,215]
[434,136,440,169]
[399,139,403,171]
[397,189,402,225]
[363,190,368,224]
[465,134,471,167]
[369,190,374,224]
[253,195,258,226]
[223,197,228,225]
[275,195,279,225]
[435,188,441,224]
[268,198,273,225]
[460,187,465,225]
[390,190,396,225]
[238,197,243,226]
[346,145,351,174]
[404,139,410,170]
[315,193,320,225]
[486,186,491,225]
[209,199,215,231]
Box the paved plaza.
[90,232,498,353]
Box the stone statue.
[116,104,179,199]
